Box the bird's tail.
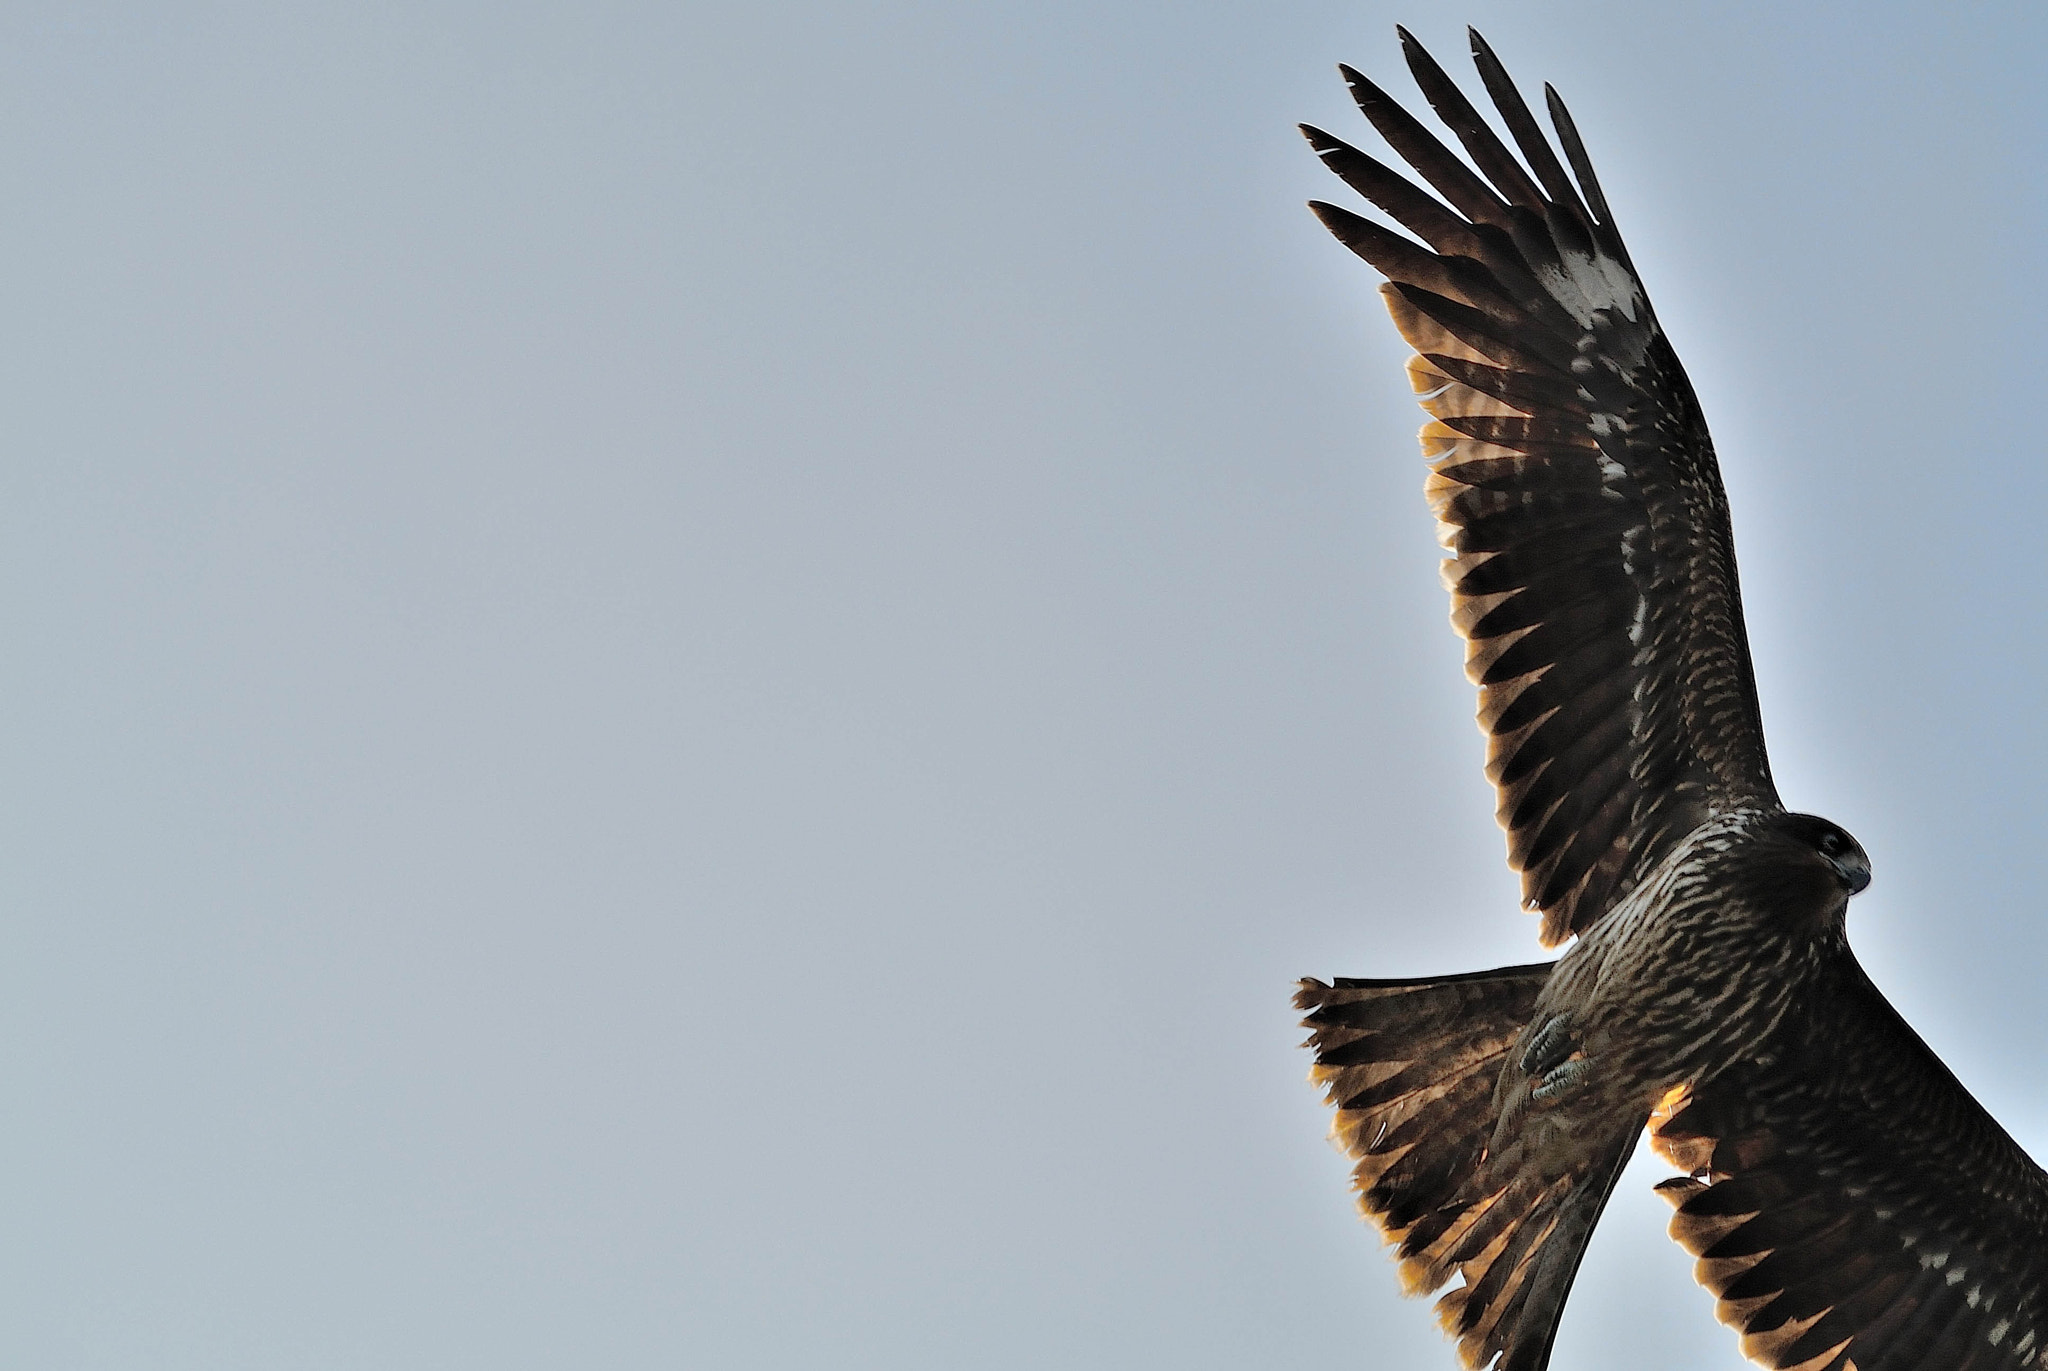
[1297,966,1640,1371]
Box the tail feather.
[1457,1132,1637,1371]
[1296,966,1551,1293]
[1297,966,1641,1371]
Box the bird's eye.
[1818,832,1841,855]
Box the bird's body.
[1296,28,2048,1371]
[1488,810,1857,1178]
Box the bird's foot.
[1529,1056,1592,1103]
[1520,1013,1578,1077]
[1519,1012,1592,1105]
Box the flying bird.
[1294,28,2048,1371]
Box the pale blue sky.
[0,3,2041,1367]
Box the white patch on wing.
[1617,515,1644,577]
[1537,248,1644,327]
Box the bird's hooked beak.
[1830,848,1872,896]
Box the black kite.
[1296,28,2048,1371]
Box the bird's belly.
[1571,902,1820,1099]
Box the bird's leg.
[1521,1013,1592,1104]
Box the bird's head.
[1776,812,1872,897]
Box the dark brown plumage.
[1297,28,2048,1371]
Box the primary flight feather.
[1296,27,2048,1371]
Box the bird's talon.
[1530,1056,1592,1103]
[1521,1013,1578,1077]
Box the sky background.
[0,2,2042,1367]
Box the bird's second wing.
[1309,29,1779,943]
[1653,958,2048,1371]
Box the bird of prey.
[1294,28,2048,1371]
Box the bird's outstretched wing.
[1654,958,2048,1371]
[1308,28,1779,943]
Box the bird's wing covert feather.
[1310,28,1780,942]
[1653,959,2048,1371]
